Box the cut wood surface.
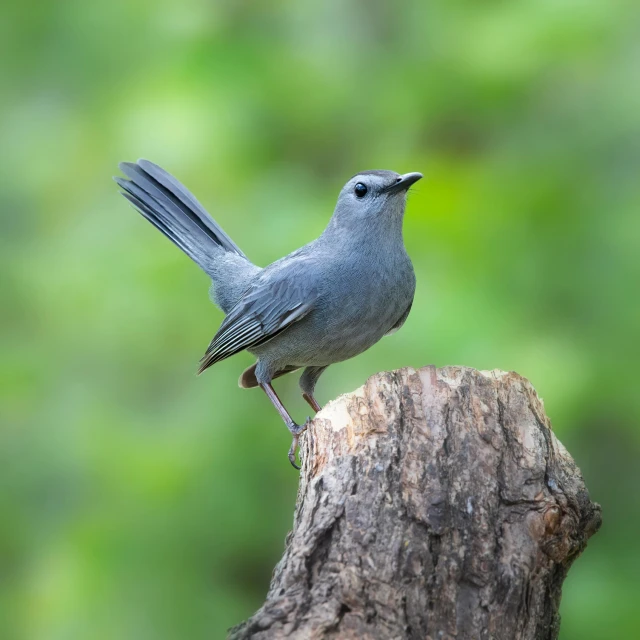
[230,366,601,640]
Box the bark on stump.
[230,366,601,640]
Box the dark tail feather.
[115,159,246,273]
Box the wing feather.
[197,268,318,374]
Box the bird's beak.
[385,172,423,194]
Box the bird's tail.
[115,159,246,273]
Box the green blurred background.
[1,1,639,638]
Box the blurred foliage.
[1,0,639,638]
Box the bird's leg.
[260,382,309,470]
[302,392,322,413]
[299,366,328,415]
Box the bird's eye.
[354,183,368,198]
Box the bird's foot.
[287,417,311,470]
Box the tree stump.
[230,366,601,640]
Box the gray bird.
[115,160,421,468]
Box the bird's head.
[331,170,422,228]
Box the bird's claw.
[287,417,311,470]
[288,436,301,469]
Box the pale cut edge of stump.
[303,366,553,477]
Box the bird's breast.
[305,253,415,360]
[253,248,415,368]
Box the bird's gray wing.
[197,269,318,374]
[385,300,413,336]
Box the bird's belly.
[251,254,415,369]
[257,288,410,367]
[319,310,393,360]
